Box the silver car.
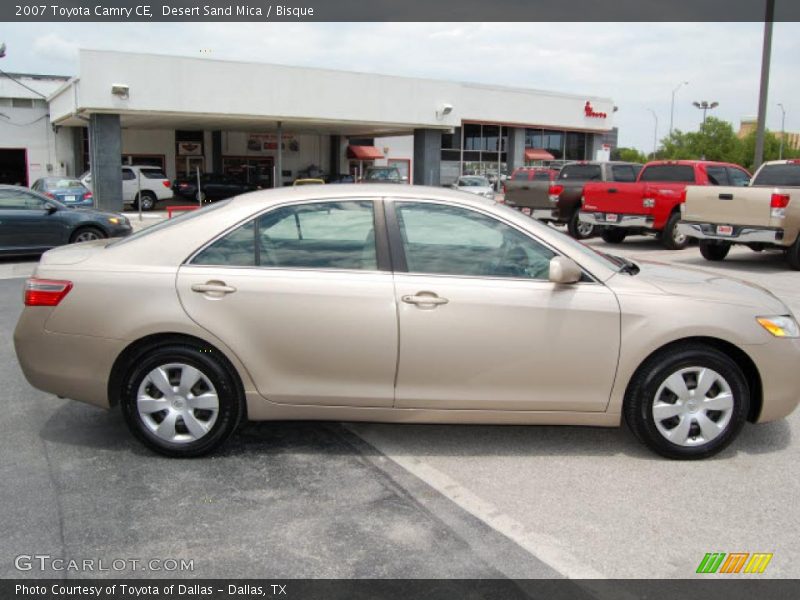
[14,185,800,458]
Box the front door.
[0,189,65,251]
[388,200,620,412]
[176,199,397,408]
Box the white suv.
[80,166,173,211]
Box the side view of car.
[31,177,94,208]
[173,173,259,202]
[580,160,751,249]
[679,159,800,268]
[81,166,173,211]
[13,185,800,461]
[0,184,132,256]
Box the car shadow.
[38,401,792,462]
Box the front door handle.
[402,292,449,307]
[718,193,734,200]
[191,281,237,296]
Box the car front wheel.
[624,343,749,459]
[120,343,243,457]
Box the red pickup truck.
[579,160,751,249]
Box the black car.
[0,185,132,256]
[172,173,259,203]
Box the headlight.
[756,315,800,338]
[108,216,129,225]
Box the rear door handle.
[718,193,734,200]
[607,188,618,193]
[402,292,449,307]
[191,281,237,296]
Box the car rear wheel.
[135,192,157,211]
[567,211,595,240]
[699,240,731,261]
[601,228,627,244]
[661,212,690,250]
[120,344,243,457]
[787,236,800,270]
[624,343,749,459]
[70,226,106,243]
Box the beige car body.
[679,160,800,248]
[13,185,800,429]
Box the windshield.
[753,164,800,187]
[459,177,490,187]
[46,179,85,189]
[109,200,231,247]
[365,168,401,182]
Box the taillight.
[45,192,55,199]
[162,180,171,188]
[771,193,790,218]
[84,192,93,200]
[548,184,564,202]
[24,278,73,307]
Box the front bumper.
[677,222,784,245]
[579,212,654,229]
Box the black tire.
[196,190,206,203]
[69,226,106,244]
[120,343,244,457]
[601,228,627,244]
[567,211,595,240]
[661,212,690,250]
[699,240,731,262]
[135,192,157,211]
[623,343,749,460]
[787,236,800,270]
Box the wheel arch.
[623,336,763,422]
[107,332,247,418]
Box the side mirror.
[44,202,59,214]
[549,256,582,284]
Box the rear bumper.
[579,212,654,229]
[14,308,124,409]
[677,222,784,245]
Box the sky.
[1,21,799,152]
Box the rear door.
[176,198,398,408]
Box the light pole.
[778,103,786,160]
[647,109,658,159]
[692,101,719,129]
[754,0,775,171]
[669,81,688,137]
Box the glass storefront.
[525,128,588,161]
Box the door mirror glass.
[549,256,581,284]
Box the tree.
[658,117,740,163]
[737,130,800,171]
[611,147,647,163]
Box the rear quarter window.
[141,169,168,179]
[639,165,695,183]
[753,164,800,187]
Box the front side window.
[395,202,555,280]
[193,201,377,271]
[705,166,729,186]
[727,167,751,187]
[0,190,36,209]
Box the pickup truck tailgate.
[504,180,551,209]
[683,186,788,227]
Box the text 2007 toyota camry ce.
[14,185,800,459]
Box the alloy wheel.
[74,230,102,242]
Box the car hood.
[70,207,124,219]
[625,260,789,313]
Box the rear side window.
[639,165,695,183]
[727,168,751,187]
[141,169,168,179]
[611,165,637,182]
[705,166,729,186]
[192,201,378,271]
[558,165,602,181]
[753,164,800,187]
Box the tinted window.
[611,165,637,182]
[0,190,45,209]
[639,165,695,183]
[532,171,552,181]
[727,168,751,187]
[705,166,729,186]
[364,168,400,182]
[122,169,135,181]
[193,201,377,270]
[511,171,531,181]
[141,169,168,179]
[396,202,555,280]
[558,164,602,181]
[45,178,84,189]
[753,164,800,187]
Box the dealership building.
[1,49,615,211]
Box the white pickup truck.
[678,159,800,269]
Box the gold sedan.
[13,185,800,458]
